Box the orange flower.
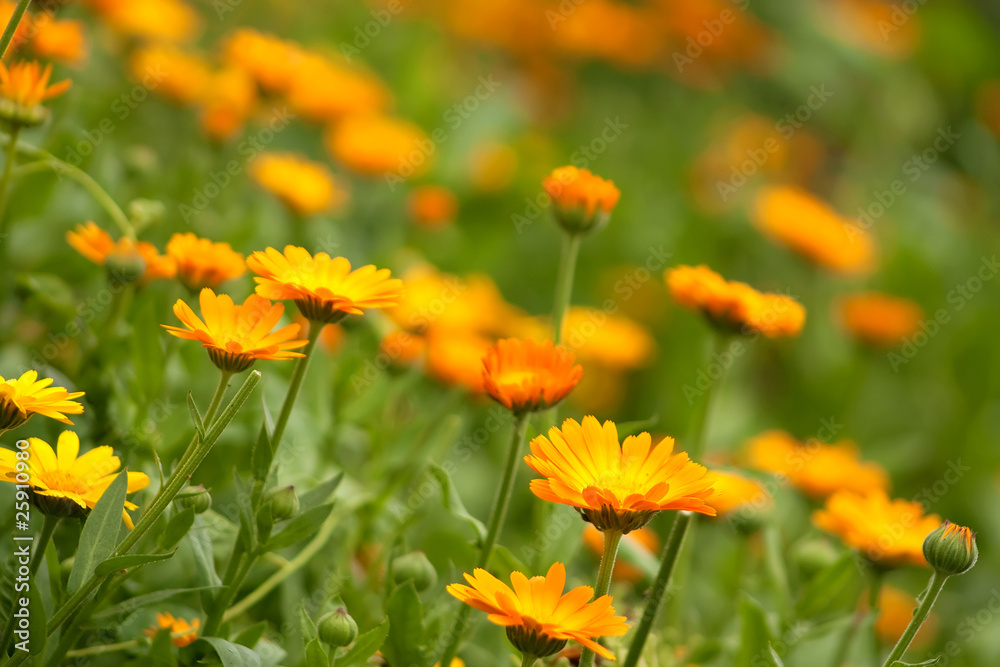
[753,185,876,275]
[704,469,772,516]
[559,307,655,370]
[325,114,429,178]
[408,185,458,229]
[166,233,246,291]
[425,331,493,392]
[837,292,924,347]
[145,612,200,647]
[745,430,889,499]
[482,339,582,413]
[0,371,84,432]
[29,18,87,65]
[447,562,629,660]
[0,60,70,125]
[249,153,345,216]
[89,0,201,43]
[871,586,938,648]
[813,490,941,568]
[666,265,805,338]
[222,28,305,92]
[379,330,425,365]
[129,45,211,105]
[198,66,256,141]
[247,245,402,323]
[287,54,389,123]
[526,416,717,533]
[67,222,176,284]
[582,525,658,583]
[543,166,620,234]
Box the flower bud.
[317,608,358,647]
[923,521,978,576]
[129,198,166,230]
[105,249,146,285]
[177,485,211,514]
[391,551,436,592]
[266,486,299,521]
[542,166,620,236]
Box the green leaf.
[298,473,344,510]
[299,601,318,643]
[193,637,262,667]
[94,585,221,619]
[187,391,206,440]
[234,471,257,551]
[888,660,943,666]
[736,595,774,667]
[233,621,268,650]
[337,619,389,667]
[68,469,128,594]
[94,550,176,576]
[429,463,486,542]
[767,645,786,666]
[615,414,659,437]
[44,540,63,609]
[263,502,335,552]
[131,297,166,400]
[382,583,426,667]
[304,637,328,667]
[187,515,221,587]
[26,579,47,655]
[795,552,865,619]
[488,545,529,581]
[149,628,178,666]
[159,506,196,551]
[252,397,275,482]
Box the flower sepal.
[507,625,567,660]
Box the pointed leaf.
[94,550,176,576]
[795,552,865,619]
[736,595,774,667]
[263,503,335,552]
[193,636,262,667]
[233,621,268,650]
[187,515,221,587]
[383,583,426,667]
[94,585,221,619]
[305,637,328,667]
[187,392,206,440]
[616,414,659,437]
[299,473,344,510]
[337,619,389,667]
[68,469,128,593]
[429,463,486,542]
[159,507,196,551]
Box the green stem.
[520,653,538,667]
[204,555,252,636]
[763,524,792,618]
[881,571,947,667]
[687,333,729,460]
[0,124,20,246]
[0,0,29,59]
[551,232,582,344]
[579,530,623,667]
[268,323,321,458]
[622,512,693,667]
[829,568,885,667]
[65,638,140,657]
[28,515,58,577]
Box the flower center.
[37,470,88,495]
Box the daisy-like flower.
[482,339,582,413]
[446,562,629,661]
[0,431,149,528]
[29,18,87,65]
[67,222,176,284]
[288,56,390,124]
[704,469,772,517]
[324,114,428,177]
[0,60,71,126]
[813,490,941,569]
[0,371,84,432]
[837,292,924,348]
[144,612,200,647]
[198,66,256,141]
[246,245,402,323]
[129,45,213,105]
[162,288,308,373]
[222,28,305,93]
[249,152,346,216]
[543,166,620,235]
[525,416,717,533]
[166,232,246,291]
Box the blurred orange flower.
[144,612,200,647]
[29,18,87,65]
[166,233,246,291]
[425,330,493,392]
[543,166,620,234]
[129,45,212,105]
[482,338,582,413]
[871,585,938,648]
[326,114,430,178]
[222,28,305,92]
[67,222,176,284]
[199,66,257,141]
[0,60,70,113]
[704,469,772,516]
[286,54,389,123]
[408,185,458,230]
[249,152,345,216]
[837,292,924,347]
[86,0,201,43]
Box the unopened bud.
[923,521,978,576]
[317,608,357,647]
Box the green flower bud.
[791,538,840,576]
[128,198,166,230]
[923,521,978,576]
[267,486,299,521]
[542,166,620,236]
[177,485,211,514]
[317,608,358,647]
[391,551,436,592]
[105,250,146,285]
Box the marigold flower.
[249,152,345,216]
[199,66,256,141]
[408,185,458,229]
[163,289,308,373]
[543,166,620,235]
[745,430,889,498]
[0,431,149,528]
[67,222,176,284]
[582,525,658,583]
[0,60,70,126]
[325,114,430,178]
[704,469,772,516]
[526,416,717,533]
[872,586,938,648]
[425,330,493,392]
[379,330,425,365]
[666,265,805,338]
[753,185,876,274]
[0,371,84,431]
[222,28,305,92]
[482,339,582,413]
[166,232,246,291]
[837,292,924,347]
[129,45,212,105]
[88,0,201,43]
[29,18,87,65]
[247,245,402,323]
[446,562,629,660]
[287,55,390,123]
[560,307,655,370]
[923,521,978,576]
[813,490,941,568]
[144,612,200,647]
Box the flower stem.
[622,512,693,667]
[520,653,538,667]
[687,333,728,460]
[551,232,582,344]
[829,567,884,667]
[0,0,29,59]
[28,515,58,577]
[268,322,322,458]
[579,530,623,667]
[0,124,20,249]
[881,571,947,667]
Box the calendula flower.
[526,416,717,533]
[447,562,629,661]
[745,430,889,498]
[753,185,876,275]
[582,525,658,583]
[249,153,345,216]
[246,245,402,323]
[129,45,212,105]
[325,114,430,177]
[166,233,246,291]
[198,66,256,141]
[560,307,655,370]
[813,490,941,569]
[0,431,149,528]
[425,330,493,392]
[666,265,806,338]
[837,292,924,347]
[543,166,620,235]
[408,185,458,230]
[923,521,978,576]
[88,0,201,43]
[287,54,390,123]
[704,469,772,517]
[482,339,582,413]
[67,222,176,284]
[144,612,200,647]
[162,288,308,373]
[872,586,938,648]
[0,60,71,126]
[29,18,87,65]
[222,28,305,92]
[0,371,84,431]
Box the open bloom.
[447,562,629,660]
[163,289,308,373]
[325,114,428,177]
[222,28,305,92]
[0,431,149,528]
[482,339,582,413]
[247,245,402,323]
[543,166,620,234]
[249,152,345,216]
[0,60,71,126]
[813,490,941,568]
[837,292,924,347]
[166,233,246,291]
[666,265,805,338]
[67,222,176,283]
[525,417,716,533]
[144,612,200,647]
[30,18,87,65]
[198,66,256,141]
[0,371,84,431]
[129,45,212,105]
[704,469,772,517]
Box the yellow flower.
[166,232,246,291]
[543,166,620,234]
[559,307,656,370]
[525,416,717,533]
[222,28,305,92]
[482,339,582,413]
[129,45,212,105]
[325,114,430,177]
[0,60,70,126]
[29,18,87,65]
[703,469,772,516]
[666,265,805,338]
[249,152,346,216]
[408,185,458,230]
[0,371,84,431]
[198,66,257,142]
[813,490,941,568]
[67,222,176,284]
[425,330,493,393]
[286,54,390,123]
[144,612,200,647]
[246,245,402,323]
[744,430,889,499]
[582,524,659,583]
[447,562,629,660]
[87,0,201,43]
[837,292,924,347]
[162,288,308,373]
[0,431,149,528]
[753,185,876,275]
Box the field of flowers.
[0,0,998,665]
